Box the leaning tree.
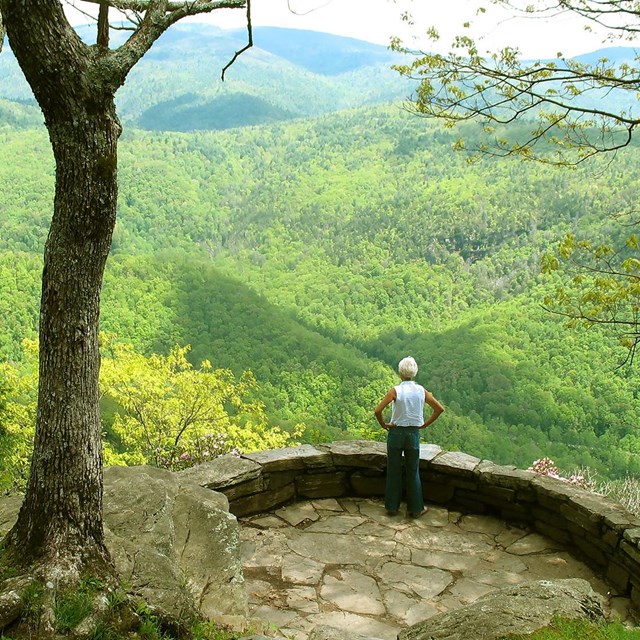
[0,0,249,631]
[392,0,640,361]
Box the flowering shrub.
[528,457,561,479]
[528,457,640,514]
[528,457,596,491]
[156,433,242,472]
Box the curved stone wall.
[179,440,640,608]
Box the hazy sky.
[186,0,638,58]
[63,0,639,59]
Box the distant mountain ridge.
[229,26,399,75]
[0,23,410,131]
[138,24,400,75]
[1,24,639,131]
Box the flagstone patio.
[239,497,634,640]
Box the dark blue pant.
[385,426,424,514]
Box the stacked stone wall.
[178,440,640,606]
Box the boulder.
[0,466,247,627]
[103,465,247,625]
[399,578,606,640]
[0,496,21,537]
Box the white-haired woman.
[374,356,444,517]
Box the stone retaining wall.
[178,440,640,607]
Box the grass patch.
[87,621,120,640]
[54,576,104,633]
[502,618,640,639]
[21,580,45,619]
[133,600,171,640]
[54,589,94,632]
[191,621,242,640]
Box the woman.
[374,356,444,518]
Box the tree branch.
[97,2,109,48]
[404,55,640,127]
[81,0,244,14]
[222,0,252,80]
[392,1,640,164]
[104,0,246,88]
[397,48,640,163]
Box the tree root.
[0,576,35,631]
[0,573,144,640]
[0,544,197,640]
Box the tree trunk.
[0,0,123,580]
[5,105,120,576]
[0,0,247,589]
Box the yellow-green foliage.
[0,337,302,492]
[100,339,302,469]
[0,339,37,494]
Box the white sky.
[64,0,640,59]
[184,0,640,58]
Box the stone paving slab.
[306,515,367,534]
[282,555,325,585]
[239,497,633,640]
[321,570,385,615]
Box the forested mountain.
[2,26,640,483]
[0,24,411,130]
[2,100,640,480]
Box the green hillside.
[1,98,640,480]
[137,92,295,132]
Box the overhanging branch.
[79,0,243,11]
[103,0,246,90]
[398,50,640,163]
[221,0,252,80]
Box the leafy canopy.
[542,232,640,364]
[0,338,302,494]
[392,0,640,165]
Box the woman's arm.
[421,390,444,429]
[374,387,397,430]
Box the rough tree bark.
[6,115,121,571]
[0,11,5,54]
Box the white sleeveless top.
[390,380,425,427]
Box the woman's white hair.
[398,356,418,379]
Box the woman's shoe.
[408,508,428,518]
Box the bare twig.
[221,0,252,80]
[64,0,100,24]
